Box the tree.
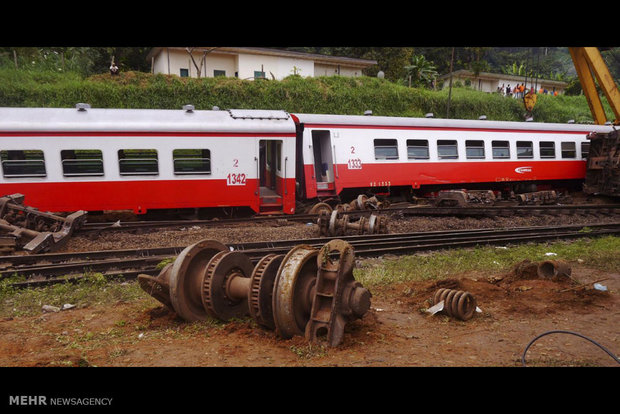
[403,54,438,88]
[185,47,218,78]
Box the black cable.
[521,330,620,366]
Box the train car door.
[311,130,336,195]
[258,139,284,213]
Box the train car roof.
[0,107,296,134]
[292,113,616,134]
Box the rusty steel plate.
[272,245,318,339]
[168,239,228,321]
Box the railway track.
[78,204,620,234]
[4,221,620,289]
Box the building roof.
[146,47,377,69]
[438,69,568,87]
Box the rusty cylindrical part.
[433,288,477,321]
[201,250,255,321]
[537,260,572,279]
[138,239,228,321]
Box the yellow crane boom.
[568,47,620,125]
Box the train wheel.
[308,202,333,215]
[201,251,254,321]
[272,245,318,339]
[168,239,228,321]
[248,254,284,329]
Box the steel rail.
[77,204,620,233]
[4,222,620,289]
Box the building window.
[173,149,211,174]
[213,70,226,77]
[118,149,158,175]
[180,68,189,77]
[581,142,590,159]
[407,139,429,159]
[539,141,555,158]
[516,141,533,159]
[254,71,266,79]
[492,140,510,159]
[465,140,485,159]
[0,150,46,177]
[374,139,399,160]
[561,142,576,159]
[437,140,458,159]
[61,149,104,176]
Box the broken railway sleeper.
[138,239,371,347]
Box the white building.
[438,69,568,95]
[146,47,377,80]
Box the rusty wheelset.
[138,239,371,347]
[317,210,389,237]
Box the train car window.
[61,150,104,176]
[539,141,555,158]
[492,141,510,159]
[437,140,458,159]
[581,142,590,159]
[406,140,429,159]
[173,149,211,174]
[374,139,399,160]
[465,140,485,159]
[561,142,576,159]
[516,141,533,159]
[0,150,46,177]
[118,149,158,175]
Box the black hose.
[521,330,620,367]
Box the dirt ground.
[0,215,619,368]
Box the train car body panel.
[0,107,297,214]
[292,113,614,197]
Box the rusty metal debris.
[584,129,620,197]
[432,288,478,321]
[536,260,572,279]
[508,259,573,282]
[516,190,558,205]
[317,210,389,237]
[0,193,87,253]
[308,194,390,216]
[139,238,371,347]
[434,190,496,207]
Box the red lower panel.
[305,160,586,195]
[0,179,272,214]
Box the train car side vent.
[227,109,289,120]
[76,103,91,111]
[425,113,434,118]
[479,115,487,120]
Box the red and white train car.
[292,113,614,200]
[0,105,615,216]
[0,106,297,215]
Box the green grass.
[0,67,612,123]
[354,236,620,287]
[0,272,147,318]
[1,236,617,317]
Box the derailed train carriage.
[583,128,620,197]
[0,105,615,216]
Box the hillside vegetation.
[0,69,612,124]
